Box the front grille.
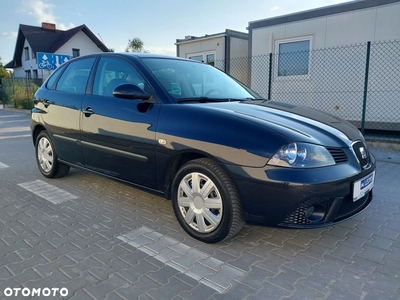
[281,197,335,225]
[334,191,372,221]
[327,147,348,164]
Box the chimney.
[42,22,56,30]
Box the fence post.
[268,53,272,100]
[13,79,16,108]
[26,77,30,107]
[361,41,371,134]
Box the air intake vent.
[327,147,348,164]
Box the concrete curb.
[1,106,31,115]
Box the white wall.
[230,37,248,59]
[229,37,249,84]
[56,30,104,57]
[177,36,225,61]
[15,39,37,78]
[251,2,400,55]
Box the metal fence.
[216,40,400,141]
[0,78,43,109]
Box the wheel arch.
[170,156,244,243]
[32,124,46,145]
[162,151,232,200]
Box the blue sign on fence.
[37,52,70,70]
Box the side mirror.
[113,83,152,101]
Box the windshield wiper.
[245,97,266,101]
[177,97,247,103]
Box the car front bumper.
[225,153,376,228]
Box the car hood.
[205,100,363,147]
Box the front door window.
[93,57,147,97]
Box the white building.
[247,0,400,130]
[249,0,400,56]
[175,30,249,84]
[5,22,109,79]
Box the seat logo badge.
[360,147,367,159]
[158,139,167,145]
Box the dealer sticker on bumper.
[353,171,375,202]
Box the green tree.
[0,57,12,78]
[125,37,149,53]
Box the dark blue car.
[31,53,376,243]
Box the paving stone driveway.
[0,109,399,300]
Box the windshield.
[141,58,262,103]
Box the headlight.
[268,142,335,168]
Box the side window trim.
[85,55,100,95]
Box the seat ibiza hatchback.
[31,53,376,243]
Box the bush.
[4,80,40,109]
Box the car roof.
[96,52,192,61]
[66,52,199,66]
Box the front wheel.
[35,131,70,178]
[171,158,244,243]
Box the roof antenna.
[98,33,104,43]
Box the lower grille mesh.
[282,197,334,225]
[280,191,372,227]
[335,192,372,221]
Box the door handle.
[82,106,94,117]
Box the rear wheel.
[171,158,244,243]
[35,131,70,178]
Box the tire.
[171,158,244,243]
[35,131,70,178]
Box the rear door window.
[46,64,67,90]
[56,58,95,94]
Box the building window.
[25,70,31,79]
[188,55,203,62]
[24,47,30,60]
[33,70,38,79]
[187,52,216,66]
[276,37,311,77]
[32,50,36,60]
[206,54,215,67]
[72,48,80,58]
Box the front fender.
[155,104,290,167]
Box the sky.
[1,0,353,65]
